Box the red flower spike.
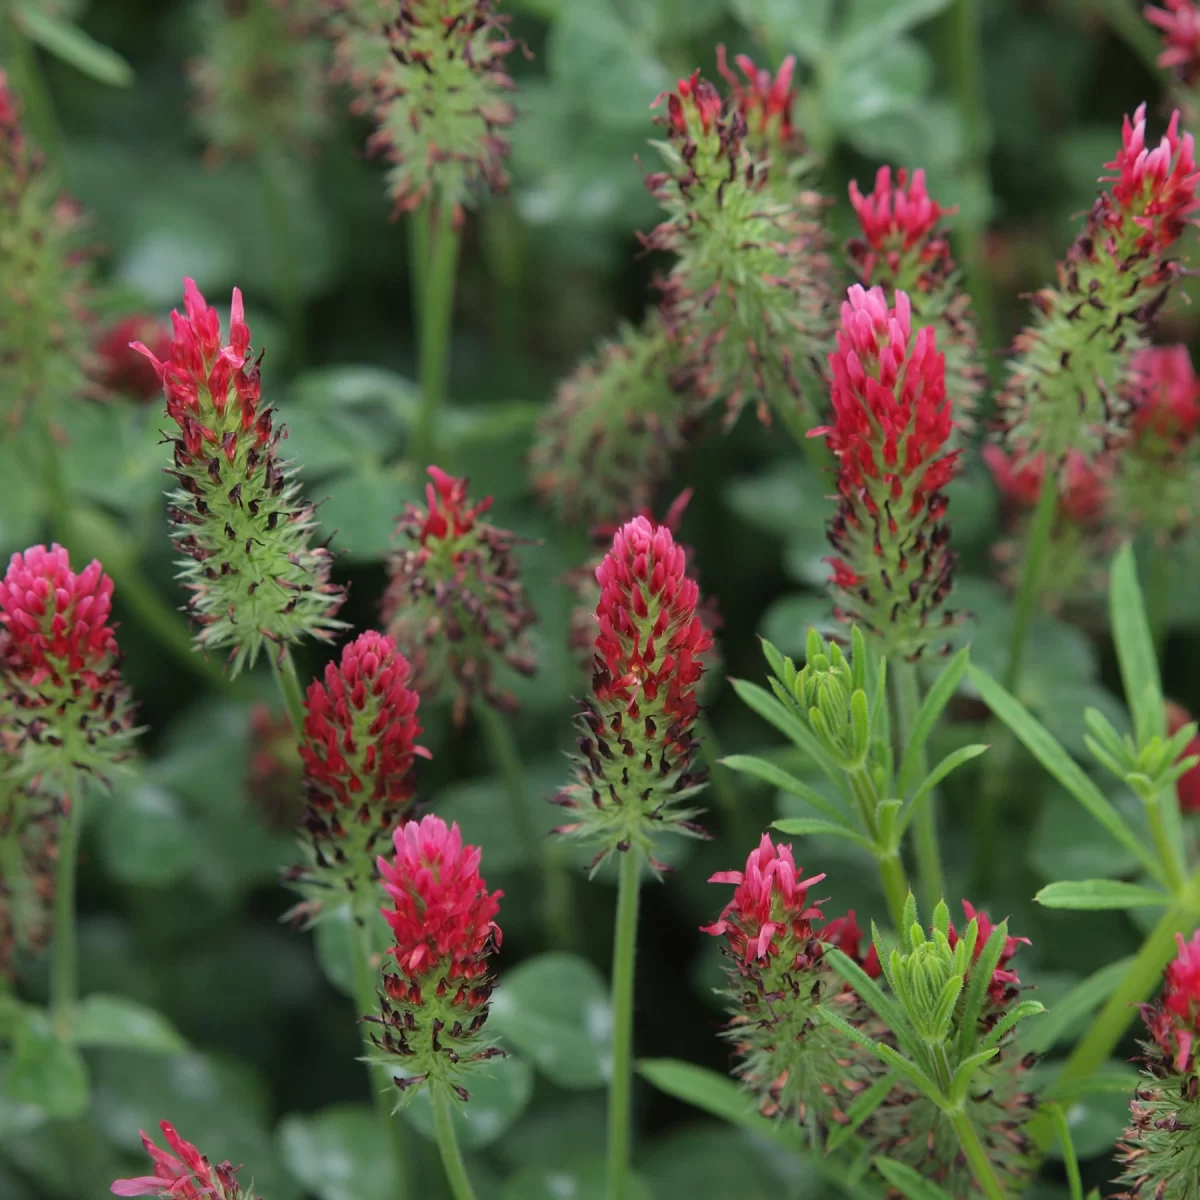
[820,910,883,979]
[948,900,1030,1008]
[1140,930,1200,1073]
[983,445,1110,526]
[369,815,504,1101]
[702,834,826,963]
[110,1120,252,1199]
[1147,1,1200,82]
[813,285,960,659]
[1131,345,1200,443]
[93,316,172,403]
[384,466,537,721]
[715,45,797,148]
[849,166,952,281]
[655,70,724,138]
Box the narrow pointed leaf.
[1110,543,1164,743]
[873,1158,956,1200]
[771,817,874,851]
[1034,880,1170,910]
[896,648,969,798]
[898,744,989,835]
[721,754,848,823]
[16,6,134,87]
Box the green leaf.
[277,1105,396,1200]
[488,954,611,1090]
[1110,542,1164,744]
[1045,1104,1085,1200]
[723,754,848,824]
[896,648,970,799]
[898,744,989,834]
[837,0,954,59]
[1025,958,1133,1053]
[967,665,1163,882]
[5,1010,89,1119]
[729,679,839,784]
[1045,1063,1142,1103]
[728,0,834,64]
[15,5,134,87]
[70,995,187,1054]
[1045,1082,1133,1160]
[97,780,197,887]
[399,1053,534,1150]
[1034,880,1171,910]
[772,817,874,851]
[873,1157,956,1199]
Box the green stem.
[606,848,641,1200]
[39,422,70,545]
[1146,544,1171,667]
[348,908,409,1200]
[892,661,944,912]
[695,715,753,855]
[474,701,574,950]
[408,205,430,332]
[1047,1104,1084,1200]
[1146,791,1188,895]
[412,203,460,466]
[432,1087,476,1200]
[848,765,910,931]
[948,1109,1009,1200]
[51,778,84,1030]
[1003,468,1057,694]
[269,646,307,736]
[876,853,910,934]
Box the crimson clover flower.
[290,631,427,910]
[847,166,984,432]
[0,69,94,434]
[369,815,504,1102]
[996,105,1200,467]
[110,1120,254,1199]
[1117,345,1200,540]
[1146,0,1200,84]
[1116,930,1200,1197]
[715,45,799,158]
[643,67,834,429]
[812,284,960,659]
[136,278,345,674]
[551,515,711,868]
[383,466,537,722]
[93,315,172,403]
[325,0,517,220]
[0,544,136,788]
[947,899,1032,1012]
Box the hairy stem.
[432,1086,476,1200]
[269,646,307,736]
[848,765,909,931]
[51,778,84,1030]
[412,203,460,465]
[892,660,944,911]
[949,1109,1009,1200]
[606,848,641,1200]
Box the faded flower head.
[0,69,94,433]
[291,632,427,909]
[0,544,136,786]
[136,278,346,674]
[370,815,504,1102]
[996,105,1200,465]
[1146,0,1200,84]
[110,1120,254,1199]
[383,466,537,722]
[552,515,711,868]
[531,316,689,529]
[644,66,835,429]
[191,0,329,159]
[93,315,172,403]
[326,0,517,220]
[847,166,984,431]
[813,284,959,659]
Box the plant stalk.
[269,646,308,736]
[1003,467,1057,694]
[891,661,944,911]
[606,847,641,1200]
[1146,790,1188,896]
[51,778,84,1030]
[348,909,409,1200]
[848,765,909,931]
[949,1109,1009,1200]
[412,202,460,465]
[432,1086,476,1200]
[1146,543,1171,667]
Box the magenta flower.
[110,1120,252,1199]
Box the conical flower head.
[551,516,711,868]
[715,46,800,161]
[996,105,1200,466]
[1117,345,1200,540]
[644,68,835,428]
[190,0,329,159]
[702,839,880,1138]
[1115,930,1200,1198]
[136,278,346,674]
[0,70,94,434]
[110,1119,256,1199]
[383,466,537,722]
[1146,0,1200,85]
[0,544,136,788]
[370,815,504,1102]
[813,285,959,659]
[847,166,984,433]
[530,316,689,529]
[326,0,516,220]
[292,632,427,910]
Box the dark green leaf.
[1034,880,1170,910]
[98,780,197,888]
[772,817,873,851]
[16,5,134,87]
[838,0,955,59]
[1110,543,1164,744]
[6,1010,89,1119]
[1024,958,1132,1054]
[896,649,971,798]
[70,995,187,1054]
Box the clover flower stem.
[432,1085,477,1200]
[1003,465,1057,694]
[606,848,642,1200]
[892,660,944,913]
[848,765,909,930]
[1037,898,1200,1152]
[408,207,430,331]
[412,203,461,465]
[269,646,307,736]
[348,903,409,1200]
[50,778,84,1030]
[695,716,752,855]
[475,700,573,950]
[949,1108,1010,1200]
[38,419,70,546]
[1147,788,1189,897]
[1146,540,1172,665]
[1046,1104,1084,1200]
